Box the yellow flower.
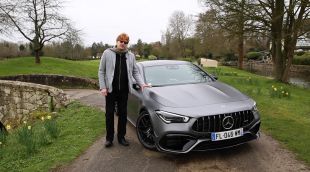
[6,125,11,130]
[282,91,285,94]
[28,126,31,130]
[47,115,52,120]
[0,142,2,145]
[274,87,277,91]
[286,92,289,95]
[41,116,45,121]
[23,121,27,124]
[272,85,274,88]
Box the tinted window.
[144,64,213,86]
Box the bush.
[135,54,142,60]
[293,53,310,65]
[295,51,305,56]
[222,52,237,62]
[148,55,157,60]
[179,57,193,62]
[246,52,263,60]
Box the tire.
[136,111,156,150]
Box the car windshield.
[144,64,213,87]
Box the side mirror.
[132,84,141,91]
[210,74,218,80]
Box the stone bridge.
[0,80,70,129]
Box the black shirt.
[112,52,129,93]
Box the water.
[289,77,310,88]
[242,64,310,88]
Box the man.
[98,33,148,148]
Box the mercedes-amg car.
[127,60,260,153]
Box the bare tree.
[0,0,76,64]
[254,0,310,82]
[203,0,258,69]
[0,2,13,34]
[167,11,194,57]
[195,9,233,57]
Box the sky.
[0,0,205,46]
[62,0,205,46]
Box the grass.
[0,102,105,172]
[0,57,100,79]
[0,57,309,167]
[206,66,310,165]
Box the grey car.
[127,60,260,153]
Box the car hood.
[145,82,249,108]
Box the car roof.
[137,60,191,67]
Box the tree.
[167,11,193,57]
[136,39,143,56]
[195,9,233,58]
[203,0,256,69]
[0,2,12,34]
[0,0,77,64]
[254,0,310,82]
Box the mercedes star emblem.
[222,116,234,130]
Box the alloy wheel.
[136,111,156,150]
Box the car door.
[127,64,144,125]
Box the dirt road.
[55,89,309,172]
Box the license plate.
[211,128,243,141]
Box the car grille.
[192,110,254,132]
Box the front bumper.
[153,117,261,154]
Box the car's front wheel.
[136,111,156,150]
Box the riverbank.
[242,62,310,88]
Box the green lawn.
[0,57,100,79]
[0,57,309,167]
[0,102,105,172]
[206,66,310,165]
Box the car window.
[144,64,213,86]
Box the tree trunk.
[238,35,244,69]
[273,0,285,81]
[35,50,41,64]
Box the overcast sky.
[62,0,205,46]
[0,0,205,46]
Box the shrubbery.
[293,52,310,65]
[148,55,157,60]
[246,52,263,60]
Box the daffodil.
[282,91,285,94]
[6,125,11,130]
[272,85,274,88]
[28,126,31,130]
[47,115,52,120]
[41,116,45,121]
[286,92,289,96]
[274,87,277,91]
[0,142,2,145]
[23,121,27,124]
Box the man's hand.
[141,84,152,91]
[100,88,108,96]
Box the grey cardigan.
[98,48,145,93]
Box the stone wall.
[0,80,70,127]
[0,74,99,89]
[243,62,310,78]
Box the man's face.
[116,40,129,50]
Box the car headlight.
[155,111,190,124]
[252,102,259,113]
